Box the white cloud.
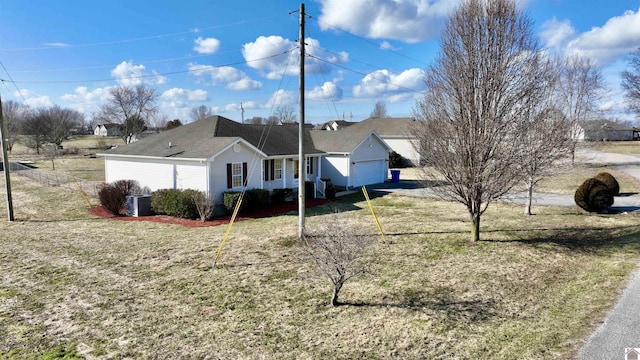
[352,68,425,98]
[541,8,640,65]
[307,82,343,101]
[380,40,400,51]
[266,89,297,107]
[61,86,111,114]
[111,60,167,86]
[318,0,460,43]
[158,88,211,120]
[225,101,257,113]
[15,89,53,108]
[242,35,348,79]
[193,37,221,54]
[188,63,262,90]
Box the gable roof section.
[309,128,392,154]
[344,117,418,137]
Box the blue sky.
[0,0,639,125]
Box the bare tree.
[520,108,572,215]
[413,0,553,242]
[1,100,28,152]
[44,105,84,147]
[274,105,297,124]
[166,119,183,129]
[191,191,214,222]
[556,55,607,164]
[246,116,265,125]
[21,108,51,154]
[96,85,158,144]
[303,213,376,306]
[622,47,640,118]
[370,100,389,118]
[190,105,213,123]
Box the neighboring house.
[579,119,636,141]
[98,116,391,202]
[341,117,421,166]
[313,120,356,131]
[94,124,123,137]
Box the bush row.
[574,172,619,213]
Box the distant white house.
[94,124,122,137]
[577,120,636,141]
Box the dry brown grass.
[1,172,639,358]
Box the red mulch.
[88,198,332,228]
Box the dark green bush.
[594,172,620,196]
[98,179,141,215]
[151,189,198,219]
[271,188,290,204]
[222,191,249,214]
[247,189,270,209]
[389,151,405,168]
[574,178,613,213]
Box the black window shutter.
[270,159,275,180]
[243,162,248,186]
[310,157,314,174]
[226,163,232,189]
[264,160,269,182]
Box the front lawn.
[1,172,639,358]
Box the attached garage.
[351,160,386,187]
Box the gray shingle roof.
[102,116,330,159]
[343,117,418,137]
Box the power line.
[0,51,293,85]
[313,18,430,68]
[0,60,28,102]
[0,14,284,52]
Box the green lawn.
[1,165,639,358]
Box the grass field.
[1,151,639,358]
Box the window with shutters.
[306,157,313,174]
[231,163,243,187]
[274,159,282,179]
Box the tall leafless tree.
[370,100,389,118]
[622,47,640,119]
[21,108,51,155]
[95,85,158,144]
[413,0,554,242]
[190,105,214,123]
[556,55,607,164]
[1,100,28,152]
[274,105,297,124]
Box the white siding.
[349,134,389,187]
[320,156,349,187]
[176,163,207,191]
[383,137,420,165]
[209,142,263,201]
[105,157,175,192]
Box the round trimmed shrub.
[594,172,620,196]
[588,183,614,212]
[151,189,199,219]
[574,178,613,213]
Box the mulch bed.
[88,198,332,228]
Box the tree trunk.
[470,213,480,242]
[524,177,534,215]
[331,283,342,306]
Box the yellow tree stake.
[361,185,387,243]
[213,193,245,267]
[72,176,93,209]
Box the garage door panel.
[352,160,384,186]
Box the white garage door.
[352,160,385,187]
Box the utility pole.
[298,2,306,239]
[0,95,14,221]
[240,102,245,124]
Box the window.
[227,162,247,189]
[263,159,283,181]
[293,160,299,179]
[274,159,282,179]
[306,157,313,175]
